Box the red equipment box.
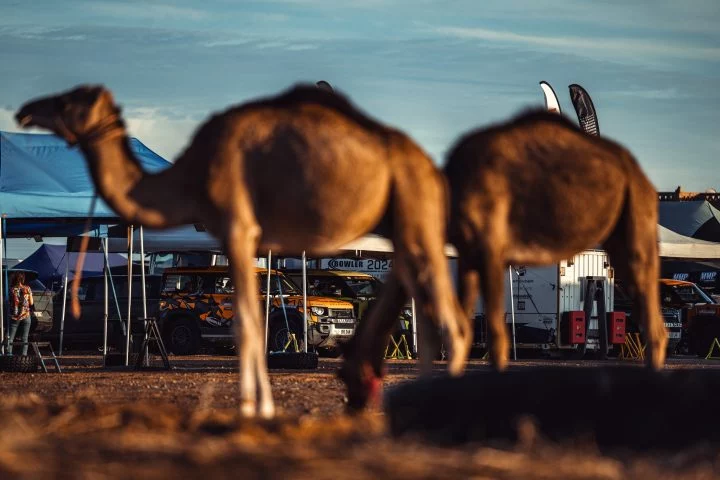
[606,312,627,344]
[563,311,586,345]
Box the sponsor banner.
[539,81,562,114]
[568,84,600,136]
[319,258,394,282]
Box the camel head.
[15,85,121,145]
[337,339,384,412]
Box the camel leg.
[477,250,509,370]
[457,258,480,356]
[390,173,470,378]
[339,272,407,411]
[224,217,275,418]
[604,195,666,370]
[415,306,439,376]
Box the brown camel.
[15,84,470,417]
[443,109,668,370]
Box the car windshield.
[258,273,300,295]
[345,278,381,297]
[675,284,716,304]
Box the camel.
[15,84,470,417]
[442,109,668,370]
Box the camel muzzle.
[15,98,56,129]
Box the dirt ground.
[1,353,719,479]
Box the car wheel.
[166,318,200,355]
[267,315,305,353]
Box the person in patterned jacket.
[7,271,34,355]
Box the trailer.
[471,249,626,356]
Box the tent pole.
[125,225,134,367]
[102,237,109,361]
[302,250,308,353]
[140,226,148,366]
[0,215,5,355]
[265,250,272,353]
[411,297,417,356]
[509,266,517,361]
[59,260,69,357]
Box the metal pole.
[0,216,5,355]
[59,260,69,356]
[302,250,308,353]
[140,226,148,366]
[264,250,272,353]
[102,238,109,361]
[125,225,134,367]
[509,266,517,361]
[411,297,418,355]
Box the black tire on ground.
[319,347,342,358]
[561,348,585,360]
[103,352,140,367]
[213,344,237,356]
[0,355,39,373]
[267,351,319,369]
[165,317,201,356]
[267,314,305,353]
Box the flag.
[568,84,600,136]
[539,81,562,114]
[316,80,334,92]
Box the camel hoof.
[258,401,276,419]
[490,348,509,371]
[240,400,257,418]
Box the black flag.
[316,80,334,92]
[568,84,600,136]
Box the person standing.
[7,271,33,356]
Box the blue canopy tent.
[13,244,127,289]
[0,130,172,359]
[0,131,171,236]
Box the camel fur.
[443,110,668,370]
[15,84,470,417]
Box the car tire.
[267,314,305,353]
[0,355,39,373]
[166,317,200,356]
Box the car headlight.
[310,306,326,316]
[402,308,413,318]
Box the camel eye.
[56,97,69,111]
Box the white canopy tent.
[658,225,720,260]
[106,225,458,257]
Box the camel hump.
[233,83,393,137]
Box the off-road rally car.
[284,269,415,354]
[158,266,356,356]
[660,279,720,356]
[615,278,720,356]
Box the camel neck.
[80,133,195,228]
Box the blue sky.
[1,0,719,258]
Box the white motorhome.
[471,249,625,356]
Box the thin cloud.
[87,2,209,21]
[431,25,720,62]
